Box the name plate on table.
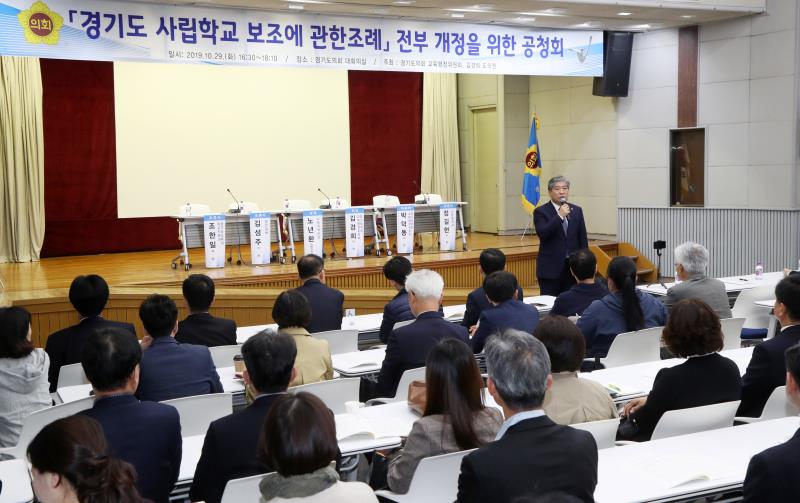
[203,214,226,268]
[345,208,365,258]
[303,210,324,257]
[396,205,415,254]
[249,212,272,265]
[439,203,457,251]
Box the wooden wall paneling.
[678,26,699,128]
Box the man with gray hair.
[665,241,732,318]
[375,269,468,398]
[533,176,589,296]
[457,329,597,502]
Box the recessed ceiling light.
[513,16,534,22]
[448,7,492,13]
[287,4,304,9]
[519,10,566,17]
[286,0,328,3]
[392,0,414,4]
[450,12,465,18]
[618,12,632,16]
[681,14,696,19]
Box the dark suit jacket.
[471,300,540,354]
[743,427,800,502]
[378,289,414,343]
[79,395,181,503]
[532,202,588,280]
[137,337,223,402]
[45,316,136,392]
[457,415,597,503]
[376,311,468,398]
[738,325,800,417]
[176,312,237,347]
[189,393,281,503]
[625,353,742,441]
[550,281,608,317]
[461,285,524,329]
[296,278,345,333]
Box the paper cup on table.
[345,401,365,414]
[233,355,245,373]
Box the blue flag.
[521,114,542,214]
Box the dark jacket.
[457,415,597,503]
[623,353,742,441]
[45,316,136,392]
[738,325,800,417]
[550,281,608,317]
[80,395,182,503]
[743,427,800,502]
[577,291,668,358]
[461,285,524,329]
[376,311,468,398]
[296,278,345,333]
[533,202,588,280]
[471,300,540,354]
[189,393,282,503]
[137,337,223,402]
[176,312,237,347]
[379,289,414,343]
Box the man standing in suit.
[295,254,345,333]
[176,274,237,347]
[137,294,223,402]
[190,330,297,503]
[738,275,800,417]
[664,242,732,319]
[457,329,597,503]
[80,327,182,503]
[462,248,524,330]
[533,176,588,296]
[376,269,468,398]
[550,249,608,317]
[45,274,136,392]
[471,272,540,354]
[378,256,414,343]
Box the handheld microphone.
[227,188,243,214]
[559,197,569,220]
[412,180,429,204]
[317,187,332,209]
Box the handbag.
[407,380,427,415]
[616,414,639,441]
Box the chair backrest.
[393,319,414,332]
[651,400,740,440]
[0,397,94,460]
[602,326,663,368]
[755,386,800,422]
[393,367,426,401]
[161,393,233,437]
[571,418,619,449]
[285,199,312,210]
[731,284,778,329]
[404,449,475,502]
[312,329,358,355]
[208,344,242,368]
[178,203,211,217]
[720,317,746,350]
[220,473,267,503]
[57,362,90,389]
[373,195,401,207]
[289,378,360,414]
[0,459,34,502]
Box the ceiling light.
[392,0,414,4]
[370,7,390,14]
[450,13,465,18]
[287,4,304,10]
[448,7,491,13]
[618,12,632,16]
[513,16,534,22]
[681,14,696,19]
[545,8,566,14]
[286,0,328,3]
[519,10,566,17]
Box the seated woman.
[0,306,51,448]
[258,392,378,502]
[27,415,144,503]
[577,255,667,359]
[272,290,333,387]
[618,299,742,442]
[387,339,502,493]
[535,316,618,425]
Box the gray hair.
[674,241,709,276]
[547,176,570,191]
[404,269,444,300]
[485,329,551,410]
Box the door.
[471,107,499,233]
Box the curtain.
[420,73,461,201]
[0,56,45,263]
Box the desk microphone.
[412,180,429,204]
[317,187,332,209]
[227,188,243,214]
[559,197,569,220]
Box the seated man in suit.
[457,329,597,503]
[190,330,297,503]
[45,274,135,392]
[471,272,540,354]
[376,269,468,398]
[378,256,414,343]
[176,274,237,347]
[743,343,800,501]
[79,327,182,503]
[664,241,732,319]
[550,249,608,318]
[295,254,345,333]
[738,275,800,417]
[462,248,524,329]
[137,294,223,402]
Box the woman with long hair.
[387,338,502,494]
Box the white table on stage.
[0,459,33,503]
[594,417,800,502]
[638,271,785,297]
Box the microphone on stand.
[227,188,243,214]
[318,187,332,209]
[412,180,429,204]
[559,197,569,220]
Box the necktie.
[562,216,569,236]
